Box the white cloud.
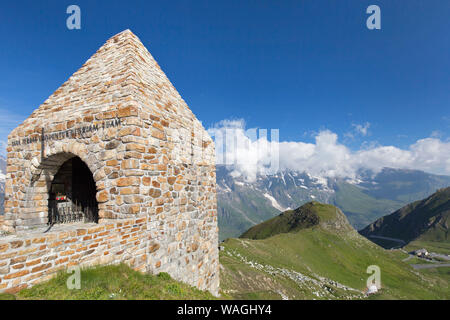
[353,122,370,136]
[345,122,371,140]
[208,119,450,182]
[430,130,442,138]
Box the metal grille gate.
[48,199,98,225]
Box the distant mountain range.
[217,165,450,240]
[360,187,450,250]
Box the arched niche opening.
[48,156,98,224]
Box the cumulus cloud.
[208,119,450,182]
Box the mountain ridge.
[359,187,450,248]
[217,165,450,240]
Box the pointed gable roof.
[11,29,205,139]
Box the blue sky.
[0,1,449,168]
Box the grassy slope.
[220,203,449,300]
[0,264,216,300]
[240,202,320,240]
[418,267,450,285]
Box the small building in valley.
[413,249,429,258]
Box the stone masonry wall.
[0,217,147,293]
[0,214,218,295]
[0,216,5,233]
[1,30,219,295]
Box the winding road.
[368,235,406,249]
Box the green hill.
[220,202,449,299]
[240,201,351,240]
[359,187,450,253]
